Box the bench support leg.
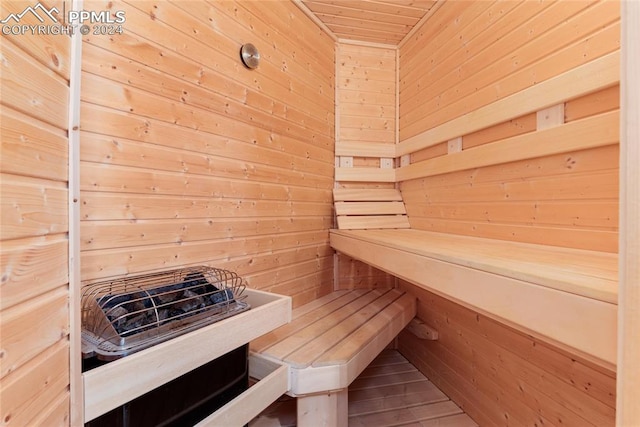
[297,389,348,427]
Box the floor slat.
[249,349,478,427]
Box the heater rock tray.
[81,266,250,360]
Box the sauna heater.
[81,266,251,427]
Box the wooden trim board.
[195,356,289,427]
[335,167,396,183]
[397,110,619,181]
[617,0,640,424]
[68,1,83,424]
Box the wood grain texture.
[0,16,70,425]
[400,0,620,139]
[398,282,616,427]
[0,0,70,79]
[335,43,397,186]
[300,0,437,44]
[617,1,640,424]
[330,229,617,368]
[397,1,620,252]
[79,1,336,308]
[251,289,416,395]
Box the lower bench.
[250,288,416,426]
[330,228,618,370]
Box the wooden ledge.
[330,229,618,369]
[331,229,617,303]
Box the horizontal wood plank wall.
[398,280,616,427]
[334,42,397,289]
[79,0,336,308]
[335,42,397,186]
[398,0,620,252]
[0,0,71,424]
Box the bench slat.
[285,289,406,367]
[251,289,367,353]
[262,290,386,365]
[314,292,416,367]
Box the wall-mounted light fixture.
[240,43,260,69]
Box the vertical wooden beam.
[334,42,341,184]
[297,390,348,427]
[68,0,83,424]
[617,0,640,425]
[395,43,401,176]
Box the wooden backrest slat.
[335,201,407,216]
[396,51,619,157]
[336,216,411,230]
[333,188,410,230]
[333,188,403,202]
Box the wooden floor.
[250,349,478,427]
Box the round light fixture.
[240,43,260,69]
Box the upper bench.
[330,188,618,370]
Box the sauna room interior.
[1,0,639,426]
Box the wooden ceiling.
[299,0,439,45]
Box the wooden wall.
[398,280,616,427]
[0,0,71,424]
[334,41,397,289]
[79,0,336,308]
[396,1,619,425]
[398,0,620,252]
[335,42,397,186]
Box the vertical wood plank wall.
[0,0,71,424]
[399,0,620,253]
[78,0,335,308]
[396,1,619,426]
[334,42,396,289]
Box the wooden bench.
[330,189,618,370]
[250,288,416,426]
[328,54,620,370]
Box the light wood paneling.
[398,1,620,252]
[335,43,397,187]
[333,42,399,289]
[300,0,437,45]
[0,0,70,79]
[398,281,616,427]
[79,1,335,309]
[617,1,640,424]
[400,0,620,137]
[0,6,70,424]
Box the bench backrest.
[333,188,410,230]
